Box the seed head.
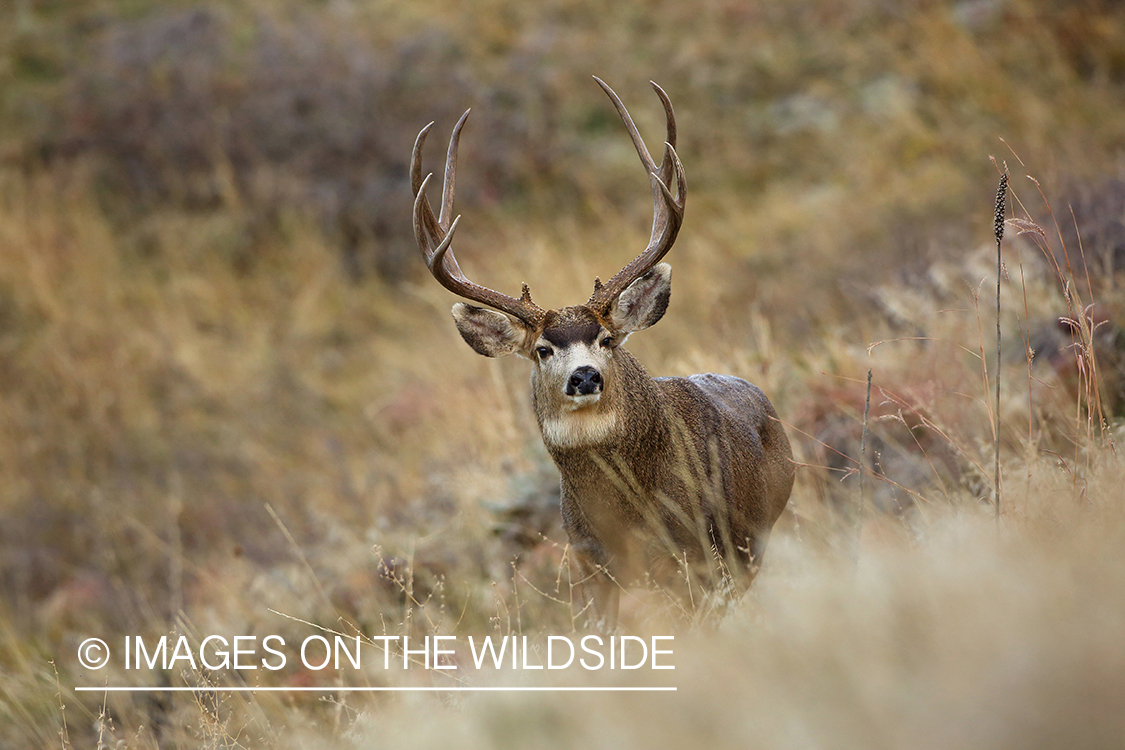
[994,172,1008,243]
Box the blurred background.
[1,0,1124,747]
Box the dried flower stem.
[856,366,872,554]
[993,170,1008,521]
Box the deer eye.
[600,337,615,349]
[535,346,553,359]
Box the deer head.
[410,78,686,425]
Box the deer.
[410,78,794,627]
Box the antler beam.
[586,77,687,315]
[410,111,546,327]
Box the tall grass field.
[2,1,1124,747]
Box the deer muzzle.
[566,366,603,397]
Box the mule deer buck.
[410,78,794,626]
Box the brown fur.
[533,326,794,624]
[445,274,795,628]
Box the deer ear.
[608,263,671,333]
[451,303,529,357]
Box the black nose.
[566,366,602,396]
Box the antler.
[586,78,687,315]
[411,111,546,327]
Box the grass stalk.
[856,366,872,556]
[993,170,1008,522]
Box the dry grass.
[356,459,1125,750]
[2,0,1125,747]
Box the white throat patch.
[540,407,618,448]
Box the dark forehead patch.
[542,307,605,347]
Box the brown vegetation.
[1,0,1124,747]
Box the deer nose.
[566,366,602,396]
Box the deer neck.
[533,348,664,453]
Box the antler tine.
[410,113,546,327]
[410,122,433,197]
[439,109,470,230]
[410,125,443,250]
[587,78,687,314]
[649,81,677,188]
[592,76,657,174]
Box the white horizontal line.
[76,686,676,693]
